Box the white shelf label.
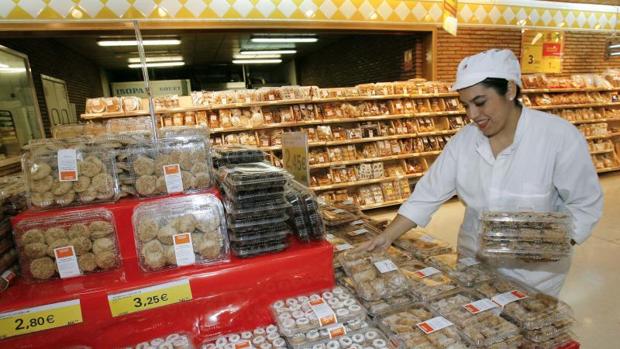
[374,259,398,273]
[163,164,183,193]
[348,228,367,237]
[459,257,480,267]
[417,316,453,334]
[414,267,441,278]
[173,233,196,266]
[54,246,80,279]
[308,298,337,327]
[57,149,78,182]
[463,298,500,315]
[351,220,365,226]
[335,243,353,252]
[492,290,528,307]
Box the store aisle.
[367,172,620,349]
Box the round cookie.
[70,237,92,256]
[196,212,221,233]
[198,238,221,259]
[168,151,183,164]
[84,155,106,173]
[191,233,205,253]
[30,257,56,280]
[89,221,114,239]
[95,251,117,270]
[142,239,164,256]
[173,214,197,233]
[30,162,52,180]
[133,155,155,176]
[68,224,90,240]
[24,242,48,259]
[163,245,177,266]
[179,152,194,171]
[55,191,76,206]
[47,238,70,258]
[31,175,53,193]
[137,218,159,242]
[96,187,116,200]
[22,229,45,245]
[190,163,209,174]
[154,155,171,176]
[92,237,115,255]
[31,192,55,208]
[78,158,102,178]
[157,224,177,245]
[73,175,91,193]
[144,252,166,270]
[136,175,157,196]
[51,180,73,196]
[45,227,67,244]
[79,188,98,203]
[155,176,167,194]
[181,171,195,191]
[78,253,97,272]
[92,173,114,193]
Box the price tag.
[0,299,83,339]
[282,132,309,185]
[419,234,436,243]
[173,233,196,266]
[459,257,480,267]
[414,267,441,278]
[374,259,398,273]
[347,229,367,237]
[335,243,353,252]
[234,341,253,349]
[54,246,81,279]
[492,290,528,307]
[327,324,347,338]
[463,298,500,315]
[416,316,453,334]
[57,149,78,182]
[308,298,337,326]
[351,220,365,226]
[163,164,183,193]
[107,279,193,317]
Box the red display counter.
[1,192,335,348]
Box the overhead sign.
[521,30,564,73]
[111,79,191,97]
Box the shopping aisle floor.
[367,172,620,348]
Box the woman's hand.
[356,234,394,253]
[354,214,418,253]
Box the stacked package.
[479,212,572,262]
[426,253,496,288]
[398,258,460,302]
[215,147,292,257]
[0,175,26,292]
[285,180,326,242]
[393,231,452,260]
[201,325,286,349]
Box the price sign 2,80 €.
[0,299,83,339]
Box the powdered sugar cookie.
[136,175,157,196]
[51,180,73,196]
[45,227,67,244]
[89,221,114,239]
[30,257,56,280]
[31,192,54,208]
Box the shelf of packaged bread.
[311,173,424,191]
[208,111,467,135]
[597,166,620,173]
[522,87,620,94]
[309,150,443,169]
[590,149,616,155]
[81,109,152,120]
[530,102,620,111]
[312,92,459,103]
[359,198,408,210]
[206,98,313,110]
[570,117,620,125]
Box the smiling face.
[458,82,519,138]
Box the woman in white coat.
[362,49,603,296]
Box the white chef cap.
[451,49,522,91]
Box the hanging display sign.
[112,79,191,97]
[521,30,564,73]
[443,0,458,36]
[282,132,309,185]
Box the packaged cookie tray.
[286,182,326,242]
[425,254,496,288]
[289,213,326,242]
[14,209,121,282]
[271,286,367,337]
[473,279,574,330]
[398,260,461,302]
[377,303,469,349]
[200,325,286,349]
[24,148,119,209]
[521,332,575,349]
[361,294,417,318]
[223,197,292,215]
[291,326,397,349]
[478,242,571,261]
[338,251,410,302]
[127,332,194,349]
[320,207,359,227]
[481,228,570,243]
[523,318,574,343]
[480,211,571,225]
[228,228,291,244]
[226,212,290,229]
[212,145,266,166]
[286,317,373,349]
[222,185,286,203]
[231,239,289,258]
[132,194,229,272]
[386,247,414,267]
[230,231,289,247]
[217,162,290,185]
[429,291,522,348]
[393,231,453,260]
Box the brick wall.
[297,34,425,87]
[0,39,103,137]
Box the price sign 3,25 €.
[107,279,193,317]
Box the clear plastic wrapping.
[320,206,359,226]
[288,327,396,349]
[217,162,290,194]
[14,208,121,282]
[331,222,379,245]
[132,194,229,272]
[393,231,452,260]
[285,180,326,242]
[128,332,194,349]
[212,145,266,168]
[429,292,521,347]
[520,332,575,349]
[271,286,367,337]
[378,303,468,349]
[200,325,286,349]
[338,251,410,302]
[231,238,289,258]
[398,259,460,302]
[523,318,574,343]
[426,253,496,287]
[286,318,373,349]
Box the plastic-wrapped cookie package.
[520,331,576,349]
[320,206,359,227]
[128,136,213,198]
[23,144,119,209]
[429,291,522,348]
[201,325,287,349]
[0,175,27,216]
[473,278,574,331]
[292,327,397,349]
[126,332,194,349]
[338,251,410,302]
[331,221,379,245]
[14,208,121,282]
[377,304,468,349]
[286,318,374,349]
[285,180,326,242]
[426,253,496,288]
[271,287,367,337]
[132,194,229,272]
[393,231,452,260]
[479,211,572,262]
[398,259,460,302]
[212,145,266,168]
[217,162,290,194]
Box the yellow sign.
[443,0,458,36]
[107,279,192,317]
[0,299,83,339]
[521,30,564,73]
[282,132,309,186]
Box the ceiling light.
[611,52,620,56]
[0,67,26,73]
[609,44,620,49]
[128,56,183,63]
[232,59,282,64]
[251,37,317,43]
[233,54,281,59]
[98,39,181,47]
[0,63,8,68]
[239,49,296,55]
[128,61,185,68]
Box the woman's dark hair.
[479,77,522,106]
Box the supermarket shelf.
[313,92,459,103]
[590,149,615,155]
[311,173,424,191]
[81,110,151,120]
[597,166,620,174]
[585,134,615,140]
[359,198,408,210]
[530,102,620,111]
[571,118,620,125]
[310,150,442,169]
[523,87,620,94]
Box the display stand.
[1,192,334,348]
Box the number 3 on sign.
[108,279,192,317]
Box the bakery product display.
[426,253,496,288]
[201,325,286,349]
[393,231,452,260]
[398,259,460,301]
[285,180,326,242]
[128,332,193,349]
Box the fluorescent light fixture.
[239,49,296,55]
[127,56,183,63]
[0,67,26,73]
[609,44,620,49]
[98,39,181,47]
[128,61,185,68]
[611,52,620,56]
[531,33,543,45]
[251,37,317,43]
[233,54,280,59]
[0,63,8,68]
[232,59,282,64]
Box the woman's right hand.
[356,234,394,253]
[355,214,418,253]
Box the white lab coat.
[398,107,603,296]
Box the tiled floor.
[366,172,620,348]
